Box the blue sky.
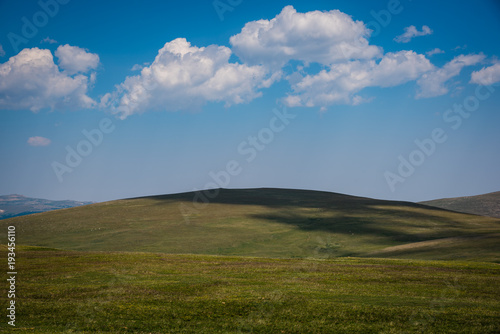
[0,0,499,203]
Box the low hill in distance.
[0,194,92,220]
[420,191,500,219]
[2,188,500,262]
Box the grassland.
[2,188,499,333]
[2,188,500,262]
[1,246,499,333]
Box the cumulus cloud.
[55,44,100,75]
[426,48,444,57]
[284,51,433,108]
[0,47,97,111]
[470,62,500,85]
[230,5,382,69]
[394,25,433,43]
[101,38,276,119]
[27,136,51,146]
[417,54,485,98]
[101,7,470,116]
[0,44,5,57]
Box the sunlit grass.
[2,247,499,333]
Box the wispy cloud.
[41,37,57,44]
[426,48,444,57]
[417,54,485,98]
[470,62,500,85]
[0,44,5,57]
[27,136,51,146]
[394,25,433,43]
[131,63,150,71]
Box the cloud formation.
[55,44,100,75]
[284,51,433,108]
[27,136,51,146]
[0,47,97,111]
[0,44,5,57]
[417,54,485,98]
[41,37,58,44]
[394,25,433,43]
[0,6,490,117]
[230,5,382,68]
[101,38,276,119]
[470,62,500,85]
[426,48,444,57]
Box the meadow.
[2,246,499,333]
[1,188,499,333]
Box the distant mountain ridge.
[420,191,500,219]
[0,194,92,220]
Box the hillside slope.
[420,191,500,219]
[2,188,500,261]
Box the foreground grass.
[1,246,499,333]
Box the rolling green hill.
[2,188,500,262]
[420,191,500,219]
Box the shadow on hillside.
[141,188,489,244]
[249,210,469,244]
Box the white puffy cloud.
[426,48,444,57]
[417,54,485,98]
[284,51,433,108]
[230,5,382,69]
[0,47,96,111]
[470,62,500,85]
[27,136,51,146]
[394,25,433,43]
[102,38,275,119]
[55,44,100,75]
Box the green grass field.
[1,246,499,333]
[1,188,500,333]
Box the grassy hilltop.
[2,188,500,262]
